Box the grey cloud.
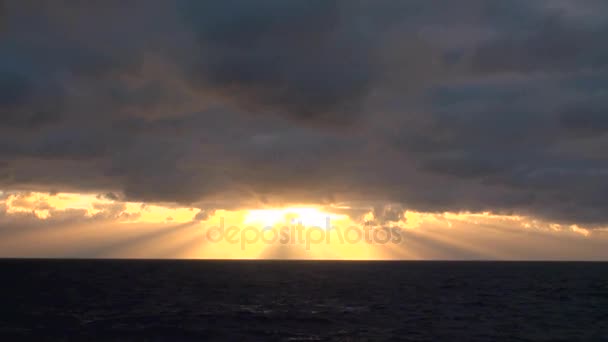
[368,205,406,226]
[98,192,119,201]
[0,70,64,127]
[0,1,607,226]
[472,18,608,74]
[179,0,376,124]
[559,102,608,137]
[193,209,214,222]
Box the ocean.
[1,260,607,341]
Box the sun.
[244,207,347,229]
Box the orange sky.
[1,191,607,260]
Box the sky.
[0,1,607,259]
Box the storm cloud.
[1,0,607,226]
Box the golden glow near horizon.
[3,191,202,223]
[0,190,605,260]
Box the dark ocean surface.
[0,260,607,341]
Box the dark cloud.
[559,102,608,137]
[193,209,215,222]
[369,205,406,226]
[98,192,119,201]
[472,16,608,73]
[0,70,64,127]
[0,1,607,226]
[178,0,375,124]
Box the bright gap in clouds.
[244,207,348,229]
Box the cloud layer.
[1,1,607,226]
